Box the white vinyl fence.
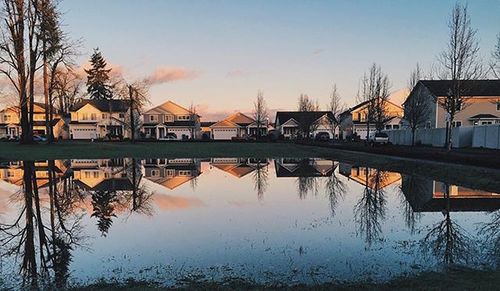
[384,127,473,148]
[472,125,500,149]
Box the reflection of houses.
[401,175,500,212]
[0,102,67,139]
[143,158,201,190]
[71,159,133,191]
[339,163,401,190]
[339,98,403,139]
[210,158,266,178]
[69,99,130,140]
[274,158,336,177]
[141,101,201,140]
[210,112,267,140]
[274,111,336,139]
[0,160,68,188]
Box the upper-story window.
[82,113,89,120]
[164,115,173,122]
[4,115,11,122]
[356,112,361,121]
[496,102,500,111]
[150,115,158,122]
[102,113,107,119]
[178,115,190,120]
[119,113,125,119]
[91,113,97,120]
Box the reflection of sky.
[0,160,497,286]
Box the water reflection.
[0,158,498,288]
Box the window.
[93,172,99,178]
[455,101,463,111]
[102,113,107,119]
[82,113,89,120]
[452,121,462,127]
[393,124,400,129]
[91,113,97,120]
[150,115,156,122]
[4,115,11,122]
[385,125,391,130]
[151,170,160,177]
[497,102,500,111]
[119,113,125,118]
[178,115,190,120]
[481,121,493,125]
[164,115,173,122]
[357,112,361,121]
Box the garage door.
[72,127,97,139]
[212,128,237,140]
[168,128,191,140]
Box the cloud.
[153,194,205,211]
[144,67,198,85]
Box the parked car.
[159,133,177,141]
[315,132,330,142]
[33,135,47,142]
[367,132,389,146]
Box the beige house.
[340,98,403,140]
[69,100,130,140]
[404,80,500,128]
[274,111,336,139]
[71,158,133,191]
[143,158,201,190]
[142,100,200,140]
[210,112,260,140]
[0,102,67,139]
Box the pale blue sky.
[60,0,500,117]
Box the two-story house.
[404,80,500,128]
[69,99,130,139]
[143,158,202,190]
[274,111,336,139]
[0,102,67,139]
[142,101,200,140]
[339,98,403,140]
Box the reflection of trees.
[420,183,476,265]
[354,169,388,248]
[252,160,269,201]
[399,174,428,234]
[126,158,154,216]
[479,210,500,267]
[0,160,84,289]
[296,177,319,199]
[91,190,118,236]
[324,172,345,217]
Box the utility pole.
[128,85,136,143]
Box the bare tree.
[252,90,268,139]
[404,64,430,145]
[438,3,484,151]
[357,63,391,140]
[491,34,500,79]
[326,84,344,139]
[298,93,319,112]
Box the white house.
[69,99,130,140]
[274,111,336,139]
[142,101,200,140]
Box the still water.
[0,158,498,288]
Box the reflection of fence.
[472,125,500,149]
[384,127,473,148]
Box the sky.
[54,0,500,119]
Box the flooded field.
[0,157,498,289]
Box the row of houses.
[1,80,499,141]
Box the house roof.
[70,99,130,112]
[419,80,500,97]
[200,121,216,127]
[144,100,196,115]
[210,119,238,128]
[275,111,335,126]
[469,113,499,119]
[225,112,255,126]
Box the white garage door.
[72,127,97,139]
[212,128,237,140]
[168,128,191,140]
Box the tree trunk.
[129,86,135,143]
[43,44,53,143]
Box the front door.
[159,127,165,138]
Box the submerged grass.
[69,269,500,290]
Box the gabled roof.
[210,119,238,128]
[275,111,335,127]
[225,112,255,126]
[419,80,500,97]
[469,113,499,119]
[70,99,130,112]
[144,100,194,115]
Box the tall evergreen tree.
[85,48,113,100]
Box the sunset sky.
[59,0,499,120]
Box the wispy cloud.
[145,67,198,85]
[226,69,248,78]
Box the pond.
[0,157,498,289]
